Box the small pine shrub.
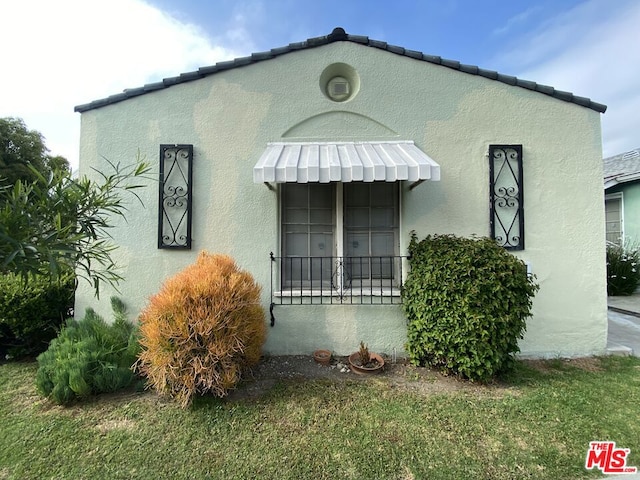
[606,241,640,296]
[35,297,141,404]
[0,272,75,358]
[135,252,267,407]
[402,233,539,381]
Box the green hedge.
[0,272,75,358]
[402,233,539,381]
[36,297,141,405]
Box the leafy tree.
[46,155,71,175]
[0,156,151,296]
[0,117,70,186]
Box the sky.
[1,0,638,170]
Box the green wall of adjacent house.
[75,41,607,358]
[607,181,640,246]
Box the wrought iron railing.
[269,253,407,305]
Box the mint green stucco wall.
[607,181,640,245]
[76,41,606,358]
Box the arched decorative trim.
[282,111,398,139]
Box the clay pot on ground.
[348,351,385,375]
[313,349,332,366]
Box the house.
[74,27,608,358]
[604,148,640,245]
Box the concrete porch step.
[606,345,634,356]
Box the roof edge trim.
[74,27,607,114]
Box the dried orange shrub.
[135,252,266,407]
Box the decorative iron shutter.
[158,144,193,249]
[489,145,524,250]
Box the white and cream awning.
[253,141,440,184]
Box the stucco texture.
[75,41,607,358]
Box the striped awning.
[253,141,441,183]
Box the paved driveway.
[608,310,640,356]
[607,294,640,356]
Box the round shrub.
[606,242,640,296]
[135,252,267,407]
[0,272,75,358]
[402,233,539,381]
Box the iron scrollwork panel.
[158,144,193,249]
[489,145,524,250]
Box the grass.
[0,356,639,479]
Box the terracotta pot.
[348,352,385,375]
[313,349,332,365]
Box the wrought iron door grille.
[489,144,524,250]
[270,253,407,305]
[158,144,193,249]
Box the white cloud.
[0,0,243,170]
[492,6,541,37]
[493,0,640,157]
[219,3,263,52]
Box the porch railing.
[269,253,408,306]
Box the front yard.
[0,356,639,479]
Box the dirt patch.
[561,357,604,372]
[24,356,605,408]
[522,357,604,374]
[228,354,509,400]
[95,418,136,433]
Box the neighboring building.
[74,28,608,358]
[604,148,640,245]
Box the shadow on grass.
[499,355,640,388]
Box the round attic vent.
[320,63,360,102]
[327,76,350,101]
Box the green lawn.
[1,356,639,479]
